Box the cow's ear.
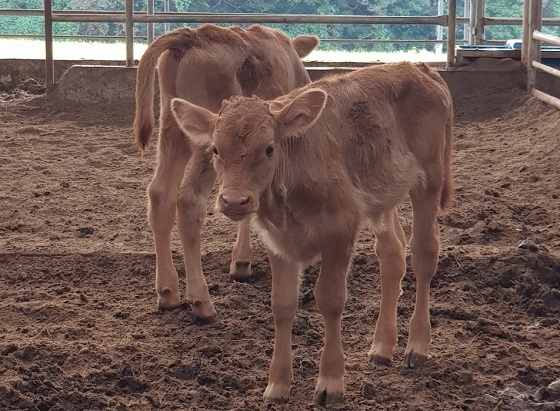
[274,88,327,136]
[171,98,216,145]
[292,35,319,58]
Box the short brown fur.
[171,62,454,404]
[134,24,318,318]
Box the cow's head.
[171,89,327,222]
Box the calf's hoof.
[404,351,429,368]
[263,383,290,404]
[189,299,217,322]
[313,389,344,407]
[229,260,252,281]
[369,354,392,366]
[157,288,181,309]
[313,378,344,406]
[367,343,394,366]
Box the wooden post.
[44,0,54,94]
[464,0,470,43]
[447,0,457,66]
[125,0,134,67]
[522,0,530,64]
[469,0,476,44]
[164,0,170,33]
[474,0,485,44]
[147,0,154,43]
[436,0,444,54]
[527,0,542,91]
[469,0,485,44]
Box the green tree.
[2,0,558,51]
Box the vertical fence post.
[474,0,485,44]
[44,0,54,93]
[470,0,485,44]
[436,0,443,54]
[125,0,134,66]
[447,0,457,66]
[147,0,154,43]
[527,0,542,91]
[469,0,475,44]
[164,0,170,33]
[464,0,470,43]
[522,0,530,64]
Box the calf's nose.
[219,193,252,221]
[220,194,250,207]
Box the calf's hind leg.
[313,243,352,406]
[405,185,441,367]
[148,116,191,309]
[368,208,406,365]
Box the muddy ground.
[0,66,559,410]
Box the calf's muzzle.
[219,192,252,221]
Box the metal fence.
[2,0,461,92]
[526,0,560,109]
[468,0,560,45]
[2,0,559,96]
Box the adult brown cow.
[133,24,318,319]
[170,62,454,405]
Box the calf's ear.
[171,98,215,145]
[292,35,319,58]
[274,88,327,137]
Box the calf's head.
[171,89,327,221]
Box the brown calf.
[171,62,453,404]
[133,24,318,319]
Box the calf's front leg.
[176,148,217,320]
[263,252,300,403]
[313,244,352,406]
[229,217,253,280]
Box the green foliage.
[1,0,559,51]
[484,0,523,40]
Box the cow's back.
[279,62,453,218]
[165,25,311,113]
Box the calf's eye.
[265,145,274,157]
[212,146,219,156]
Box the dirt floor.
[1,66,559,411]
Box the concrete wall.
[0,59,125,91]
[0,58,543,107]
[52,65,137,105]
[46,62,527,107]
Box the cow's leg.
[368,208,406,365]
[405,186,441,367]
[229,217,253,280]
[313,244,352,405]
[264,252,300,403]
[148,119,191,309]
[176,146,217,320]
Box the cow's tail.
[416,63,454,211]
[133,28,194,153]
[440,100,454,211]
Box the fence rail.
[3,0,558,99]
[30,0,461,92]
[526,0,560,110]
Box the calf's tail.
[417,63,454,211]
[133,28,195,153]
